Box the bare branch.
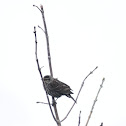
[33,27,58,123]
[78,111,81,126]
[33,5,53,75]
[40,5,53,77]
[61,66,98,122]
[85,78,105,126]
[33,5,61,126]
[40,5,61,125]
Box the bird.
[43,75,76,102]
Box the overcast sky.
[0,0,126,126]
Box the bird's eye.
[44,75,50,80]
[45,75,49,78]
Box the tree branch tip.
[33,5,42,12]
[38,25,42,29]
[90,66,98,74]
[36,101,49,105]
[33,5,37,8]
[38,25,45,33]
[40,66,44,69]
[102,78,105,82]
[40,4,43,9]
[34,26,36,31]
[36,102,45,104]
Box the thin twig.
[33,5,42,12]
[78,111,81,126]
[76,66,98,102]
[85,78,105,126]
[40,5,53,77]
[38,25,45,33]
[33,27,57,123]
[36,101,50,105]
[61,66,98,122]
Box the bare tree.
[33,5,105,126]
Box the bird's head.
[43,75,53,83]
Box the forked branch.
[33,5,61,126]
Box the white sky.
[0,0,126,126]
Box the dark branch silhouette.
[33,5,61,126]
[33,27,58,124]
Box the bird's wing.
[48,78,73,95]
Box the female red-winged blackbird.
[43,75,76,102]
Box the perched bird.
[43,75,76,102]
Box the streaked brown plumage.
[43,75,76,102]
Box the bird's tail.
[66,94,76,103]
